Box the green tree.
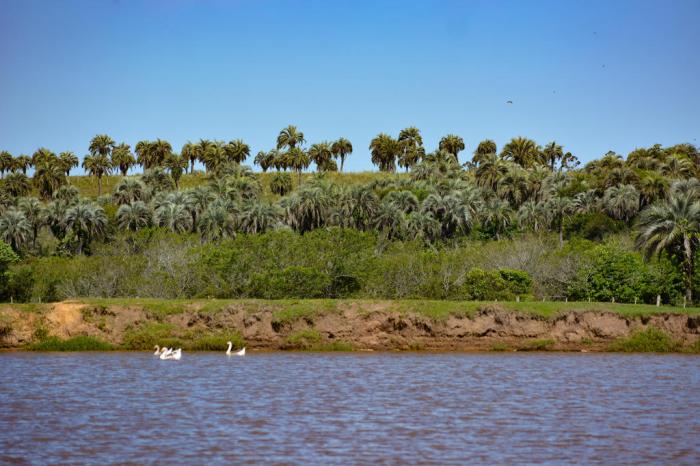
[238,201,281,234]
[308,142,333,172]
[369,133,399,172]
[0,209,31,252]
[63,201,108,254]
[277,125,306,150]
[636,193,700,304]
[82,154,112,196]
[0,151,13,178]
[223,139,250,164]
[116,201,152,231]
[3,172,31,197]
[438,134,465,163]
[111,143,136,176]
[89,134,115,157]
[331,138,353,172]
[501,137,541,168]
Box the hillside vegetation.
[0,128,699,307]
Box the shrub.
[28,335,113,351]
[610,327,680,352]
[249,266,331,299]
[283,329,323,350]
[518,339,555,351]
[498,268,532,295]
[460,268,512,300]
[188,332,245,351]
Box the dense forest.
[0,126,699,305]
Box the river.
[0,352,698,464]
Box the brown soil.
[1,302,699,351]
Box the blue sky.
[1,0,699,173]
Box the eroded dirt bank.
[1,301,699,351]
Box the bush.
[283,329,322,350]
[610,327,680,352]
[460,268,513,300]
[498,269,532,295]
[249,266,331,299]
[28,335,113,351]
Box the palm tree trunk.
[684,235,694,304]
[97,176,102,196]
[559,222,564,249]
[340,156,345,172]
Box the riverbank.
[1,299,699,352]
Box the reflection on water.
[0,352,699,464]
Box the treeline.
[1,229,685,304]
[1,126,699,303]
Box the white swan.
[226,341,245,356]
[153,345,161,355]
[159,347,174,360]
[170,348,182,360]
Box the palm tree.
[223,139,250,164]
[384,190,419,213]
[544,195,574,248]
[17,197,44,248]
[32,148,57,167]
[331,138,352,172]
[398,127,424,171]
[638,173,669,207]
[199,141,225,173]
[541,141,563,171]
[63,201,108,254]
[438,134,465,163]
[0,209,31,251]
[89,134,115,157]
[497,163,530,208]
[185,186,214,230]
[277,125,305,150]
[334,185,379,230]
[270,172,293,196]
[151,139,173,168]
[3,172,31,197]
[421,193,472,238]
[603,184,640,222]
[475,153,508,191]
[142,167,175,193]
[479,198,512,241]
[501,137,541,168]
[238,201,281,234]
[198,205,236,241]
[181,142,198,174]
[662,154,694,179]
[369,133,399,172]
[58,151,79,176]
[135,140,153,169]
[308,142,333,172]
[286,147,310,185]
[13,155,32,174]
[0,151,12,178]
[113,178,148,205]
[154,201,193,234]
[82,154,112,196]
[372,202,405,239]
[281,186,332,233]
[517,200,545,231]
[404,211,441,243]
[637,194,700,303]
[164,153,188,189]
[53,185,80,205]
[472,139,497,166]
[116,201,152,231]
[111,143,136,176]
[254,150,276,172]
[33,162,66,200]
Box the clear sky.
[1,0,699,173]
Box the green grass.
[490,342,510,352]
[609,327,681,352]
[28,335,113,351]
[517,338,555,351]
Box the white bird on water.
[159,347,181,360]
[153,345,162,356]
[226,341,246,356]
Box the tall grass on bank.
[28,335,113,351]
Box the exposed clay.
[1,301,699,351]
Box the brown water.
[0,352,699,465]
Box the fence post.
[634,297,637,305]
[516,296,520,302]
[684,296,687,308]
[612,297,615,303]
[565,297,568,303]
[656,295,661,307]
